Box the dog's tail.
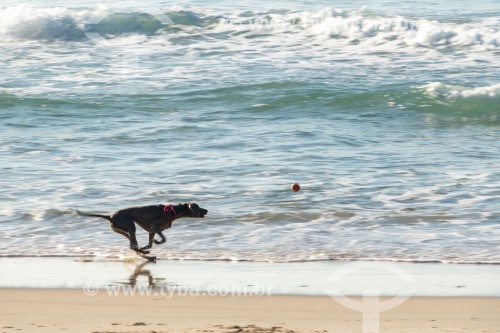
[76,210,111,221]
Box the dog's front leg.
[147,218,167,245]
[154,231,166,244]
[140,232,155,251]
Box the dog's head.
[182,202,208,218]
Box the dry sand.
[0,289,499,333]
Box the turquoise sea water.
[0,0,499,263]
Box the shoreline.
[1,257,499,296]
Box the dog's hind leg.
[111,225,130,240]
[110,215,150,254]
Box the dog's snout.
[187,203,207,218]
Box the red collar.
[162,205,176,221]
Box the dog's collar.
[162,205,176,221]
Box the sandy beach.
[1,289,499,333]
[0,258,499,332]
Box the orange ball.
[291,183,301,192]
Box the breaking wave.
[0,5,498,50]
[421,82,500,99]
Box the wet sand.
[1,257,499,296]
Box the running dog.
[77,203,207,260]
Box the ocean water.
[0,0,499,264]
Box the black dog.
[77,203,207,260]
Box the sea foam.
[422,82,500,99]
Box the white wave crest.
[421,82,500,98]
[217,8,499,49]
[0,4,91,40]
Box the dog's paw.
[139,254,156,262]
[132,247,150,254]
